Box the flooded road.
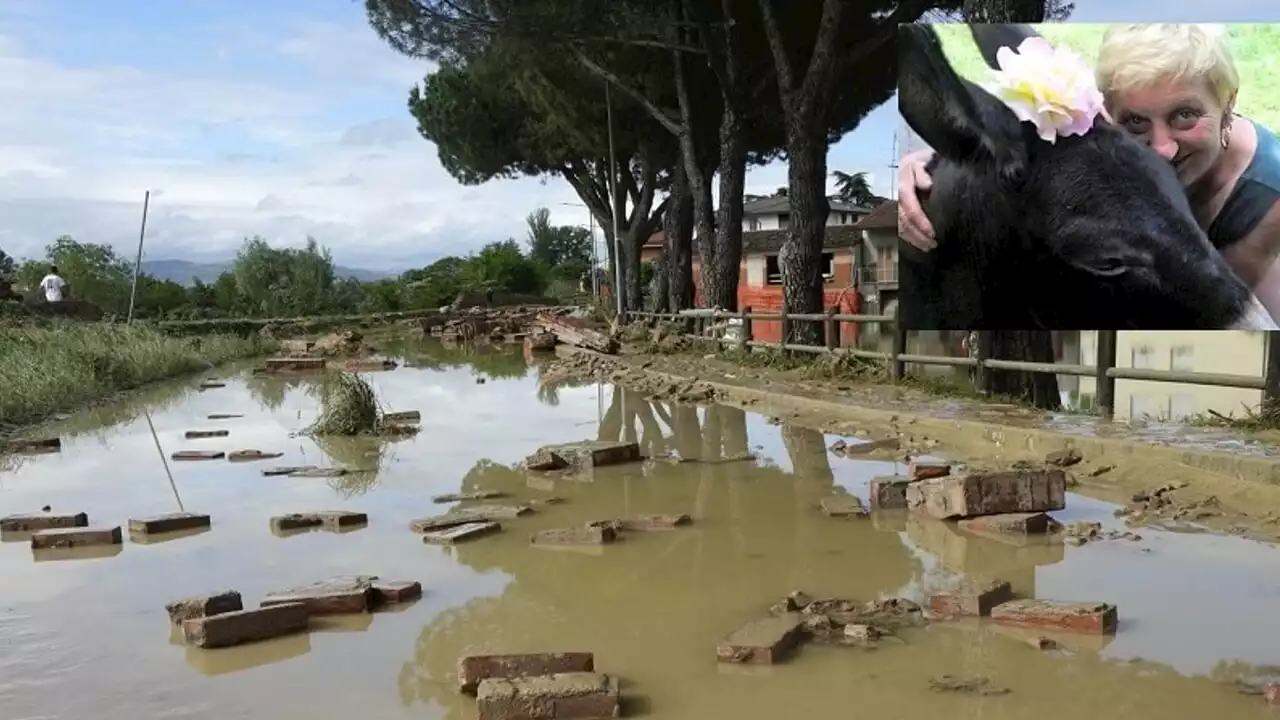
[2,339,1278,719]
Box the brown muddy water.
[2,339,1279,719]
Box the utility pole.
[606,84,624,318]
[126,190,151,324]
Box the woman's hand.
[898,149,938,251]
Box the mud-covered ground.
[542,344,1280,546]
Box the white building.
[741,196,872,232]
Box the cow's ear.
[898,24,1026,180]
[969,24,1043,70]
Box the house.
[740,195,873,232]
[851,200,899,325]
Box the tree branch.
[756,0,795,103]
[572,48,683,136]
[798,0,848,111]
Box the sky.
[0,0,899,273]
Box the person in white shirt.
[40,266,67,303]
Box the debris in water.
[128,513,211,535]
[171,450,225,461]
[431,490,506,503]
[928,579,1015,618]
[165,590,243,624]
[1,512,87,532]
[422,521,502,545]
[198,381,226,390]
[990,599,1118,635]
[207,413,243,420]
[530,526,616,546]
[476,673,620,720]
[30,526,122,549]
[906,469,1067,519]
[1044,448,1083,467]
[717,614,805,665]
[182,603,308,648]
[262,465,316,476]
[459,652,596,695]
[269,511,367,535]
[929,675,1011,695]
[261,576,379,615]
[1,437,61,454]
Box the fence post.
[1094,330,1118,418]
[739,306,751,351]
[1265,331,1280,407]
[779,305,790,350]
[824,306,837,352]
[890,320,907,382]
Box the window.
[1168,394,1194,421]
[778,213,791,229]
[1080,333,1096,367]
[1131,344,1154,369]
[1129,394,1153,420]
[745,216,761,231]
[766,253,834,285]
[1170,345,1194,372]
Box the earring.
[1222,118,1234,149]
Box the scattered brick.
[262,465,316,476]
[183,602,309,648]
[1045,448,1083,467]
[261,576,378,615]
[373,580,422,604]
[531,527,616,546]
[265,357,326,371]
[332,357,397,372]
[1088,464,1115,477]
[843,624,880,643]
[171,450,225,461]
[840,437,901,455]
[908,460,951,481]
[280,339,314,355]
[589,514,692,531]
[165,590,243,624]
[270,511,367,534]
[928,579,1015,618]
[410,505,532,532]
[525,448,568,471]
[185,429,229,439]
[129,513,211,535]
[1,437,61,453]
[382,410,421,423]
[958,512,1060,535]
[476,672,619,720]
[869,476,913,510]
[528,440,640,471]
[206,413,243,420]
[431,490,506,503]
[30,526,122,549]
[717,613,805,664]
[198,381,226,389]
[991,599,1118,635]
[228,449,283,462]
[289,467,350,478]
[906,469,1066,519]
[820,495,867,518]
[459,652,596,695]
[1,512,87,532]
[422,521,502,545]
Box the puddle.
[0,338,1275,718]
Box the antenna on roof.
[889,131,899,201]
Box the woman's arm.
[1221,203,1280,321]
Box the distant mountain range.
[141,259,392,286]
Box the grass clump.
[0,322,271,431]
[305,371,419,437]
[1188,397,1280,431]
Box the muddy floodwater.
[3,339,1280,719]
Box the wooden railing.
[626,307,1280,418]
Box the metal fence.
[627,307,1280,418]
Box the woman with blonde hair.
[897,23,1280,316]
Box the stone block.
[525,448,569,471]
[30,526,122,549]
[270,511,366,534]
[460,652,595,695]
[908,460,951,481]
[129,513,211,534]
[431,490,506,503]
[423,521,502,545]
[228,450,283,462]
[289,467,350,478]
[869,476,913,510]
[991,599,1117,635]
[383,410,421,423]
[958,512,1060,535]
[532,441,640,471]
[207,413,243,420]
[820,495,867,518]
[261,576,378,615]
[172,450,225,461]
[928,579,1015,618]
[840,437,901,455]
[588,514,691,531]
[476,672,619,720]
[1045,448,1083,467]
[906,470,1066,519]
[531,527,616,546]
[185,429,229,439]
[717,613,805,665]
[1,512,87,532]
[373,580,422,604]
[411,505,531,533]
[262,465,315,476]
[183,602,309,648]
[166,590,243,624]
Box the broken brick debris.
[288,467,350,478]
[476,672,620,720]
[165,590,244,624]
[431,490,506,503]
[228,449,284,462]
[262,465,316,476]
[129,513,211,535]
[423,521,502,545]
[1,437,61,453]
[171,450,225,461]
[1,512,88,532]
[382,410,421,423]
[906,469,1066,519]
[459,652,596,695]
[270,511,367,534]
[185,429,229,439]
[30,526,122,549]
[908,460,951,481]
[525,440,640,472]
[928,579,1015,618]
[206,413,243,420]
[373,580,422,604]
[531,526,616,546]
[717,613,805,665]
[838,437,901,455]
[1045,448,1083,467]
[820,495,867,518]
[410,505,532,533]
[587,514,691,532]
[183,602,309,648]
[264,357,326,372]
[198,381,226,389]
[261,576,379,615]
[869,476,913,511]
[957,512,1060,536]
[990,599,1118,635]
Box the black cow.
[897,23,1276,331]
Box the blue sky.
[2,2,1275,272]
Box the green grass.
[935,23,1280,130]
[1188,397,1280,431]
[0,323,273,432]
[304,371,421,438]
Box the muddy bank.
[544,346,1280,544]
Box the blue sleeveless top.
[1207,118,1280,249]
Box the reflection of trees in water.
[402,340,529,380]
[592,388,752,463]
[534,370,597,408]
[309,433,411,497]
[244,374,320,411]
[34,369,218,443]
[780,424,833,485]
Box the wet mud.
[0,337,1278,718]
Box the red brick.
[373,580,422,604]
[476,672,619,720]
[261,576,378,615]
[819,496,867,518]
[30,526,121,549]
[906,470,1066,519]
[183,602,309,648]
[531,527,616,546]
[716,614,804,665]
[868,477,913,510]
[928,579,1014,618]
[908,461,951,480]
[958,512,1059,535]
[991,599,1118,635]
[128,513,211,534]
[459,652,596,695]
[165,590,243,624]
[1,512,87,532]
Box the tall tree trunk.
[778,124,828,344]
[712,105,747,312]
[673,47,725,309]
[664,161,695,311]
